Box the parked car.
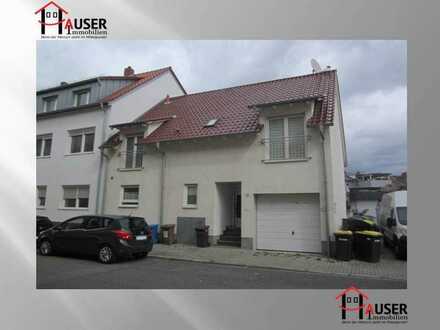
[36,216,53,236]
[37,215,153,264]
[377,190,407,259]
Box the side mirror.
[387,217,396,227]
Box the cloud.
[36,40,407,173]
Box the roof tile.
[139,70,337,144]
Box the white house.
[102,69,347,255]
[36,66,186,222]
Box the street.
[37,255,406,289]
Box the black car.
[37,216,53,236]
[37,215,153,264]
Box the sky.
[37,40,407,174]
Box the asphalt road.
[37,254,406,289]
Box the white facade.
[103,99,347,254]
[37,71,185,222]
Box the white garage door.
[256,194,321,253]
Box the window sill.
[182,205,197,209]
[37,156,51,159]
[65,151,95,157]
[118,205,139,209]
[263,157,311,164]
[58,207,89,210]
[117,167,144,172]
[37,207,46,210]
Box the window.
[267,115,306,160]
[62,186,89,209]
[62,217,86,230]
[37,186,47,208]
[68,128,95,153]
[36,134,52,157]
[73,89,90,106]
[86,217,101,229]
[184,184,198,207]
[125,135,144,168]
[43,96,58,112]
[205,118,218,127]
[121,186,140,207]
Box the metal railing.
[119,151,144,169]
[261,135,307,160]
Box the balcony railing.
[261,135,307,161]
[119,151,144,169]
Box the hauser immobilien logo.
[335,286,408,324]
[35,1,108,39]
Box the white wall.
[103,102,334,248]
[37,109,105,222]
[106,72,185,139]
[37,70,186,222]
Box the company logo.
[335,286,408,324]
[35,1,108,39]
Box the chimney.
[124,66,135,76]
[60,81,68,86]
[164,94,171,104]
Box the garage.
[256,194,322,253]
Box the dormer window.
[73,89,91,106]
[205,118,218,127]
[43,95,58,112]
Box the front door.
[233,193,241,228]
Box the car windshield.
[396,207,407,225]
[118,217,147,233]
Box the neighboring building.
[383,172,407,193]
[102,69,347,255]
[37,66,186,221]
[347,172,392,217]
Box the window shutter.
[123,187,139,200]
[38,186,46,197]
[63,187,76,199]
[269,119,285,160]
[78,186,89,199]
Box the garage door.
[256,194,321,253]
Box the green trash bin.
[354,231,383,262]
[334,230,353,261]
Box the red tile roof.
[101,67,185,103]
[139,70,337,144]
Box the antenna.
[311,58,322,73]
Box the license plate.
[136,235,147,240]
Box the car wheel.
[39,240,53,256]
[98,245,116,264]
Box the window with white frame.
[42,95,58,112]
[37,186,47,208]
[267,115,306,160]
[36,134,52,157]
[125,135,144,168]
[184,184,198,207]
[62,185,89,208]
[73,89,91,106]
[68,127,95,154]
[120,186,140,207]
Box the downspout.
[156,142,165,226]
[95,101,107,214]
[319,124,331,256]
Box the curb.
[149,253,406,282]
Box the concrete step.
[217,239,241,247]
[220,235,241,242]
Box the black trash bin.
[354,231,383,262]
[334,230,353,261]
[195,225,210,247]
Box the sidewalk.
[150,243,406,281]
